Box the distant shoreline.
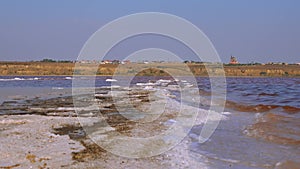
[0,62,299,77]
[0,75,299,79]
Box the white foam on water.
[14,77,24,80]
[0,77,26,81]
[0,77,41,81]
[106,79,117,82]
[136,82,156,86]
[0,79,13,81]
[157,79,172,83]
[52,87,64,90]
[221,112,231,115]
[111,85,120,88]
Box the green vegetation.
[260,72,267,76]
[40,58,73,63]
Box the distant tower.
[229,56,239,64]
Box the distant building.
[101,60,112,64]
[112,60,120,64]
[121,60,131,64]
[229,56,239,64]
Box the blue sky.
[0,0,299,63]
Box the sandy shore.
[0,115,89,168]
[0,114,212,169]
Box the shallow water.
[1,76,299,110]
[189,111,300,168]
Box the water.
[192,77,300,168]
[0,76,299,168]
[224,77,300,110]
[2,76,298,110]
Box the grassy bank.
[0,62,299,77]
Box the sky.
[0,0,299,63]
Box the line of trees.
[40,59,73,63]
